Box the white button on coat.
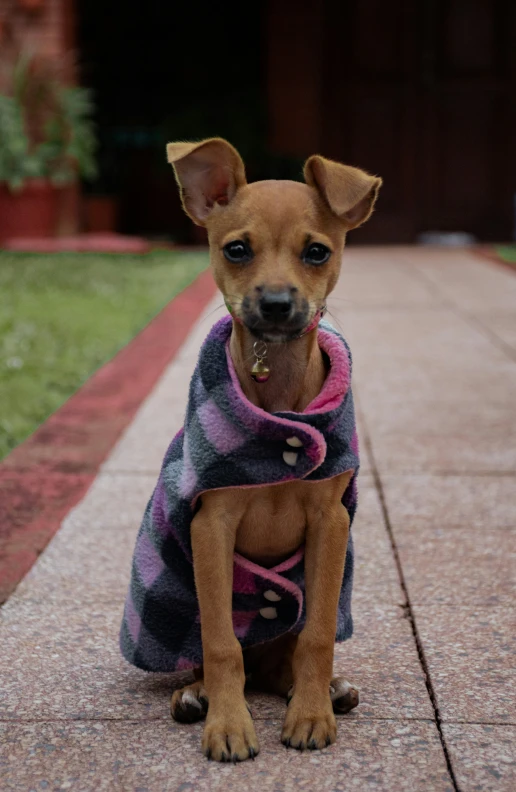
[286,436,303,447]
[283,451,298,466]
[264,590,282,602]
[259,607,278,620]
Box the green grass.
[0,250,209,460]
[495,245,516,265]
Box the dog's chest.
[234,481,308,567]
[233,473,350,568]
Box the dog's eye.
[302,243,331,266]
[223,240,253,264]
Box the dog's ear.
[166,138,247,226]
[304,155,382,229]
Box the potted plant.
[0,52,97,242]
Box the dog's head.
[167,138,381,342]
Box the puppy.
[120,138,381,762]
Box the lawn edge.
[0,267,217,605]
[472,245,516,274]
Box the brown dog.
[166,139,381,761]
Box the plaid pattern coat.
[120,315,359,672]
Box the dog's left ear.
[304,155,382,229]
[167,138,247,226]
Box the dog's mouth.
[244,322,307,343]
[228,293,324,343]
[241,310,314,343]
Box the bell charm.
[250,340,270,382]
[251,358,271,382]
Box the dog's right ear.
[166,138,247,226]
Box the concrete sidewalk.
[1,247,515,791]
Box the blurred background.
[1,0,516,459]
[1,0,515,246]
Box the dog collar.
[224,300,327,383]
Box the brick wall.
[0,0,76,84]
[0,0,64,58]
[0,0,79,234]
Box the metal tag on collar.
[251,341,270,383]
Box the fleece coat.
[120,315,359,673]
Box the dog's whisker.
[325,309,346,334]
[199,306,228,327]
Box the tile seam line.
[409,259,516,364]
[0,716,438,725]
[359,413,461,792]
[2,716,514,726]
[386,253,452,309]
[441,720,516,727]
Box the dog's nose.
[259,291,294,323]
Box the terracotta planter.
[0,180,59,243]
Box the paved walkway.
[1,247,515,791]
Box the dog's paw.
[330,677,359,714]
[281,693,337,751]
[171,681,209,724]
[202,705,259,762]
[286,677,359,715]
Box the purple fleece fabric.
[120,315,359,672]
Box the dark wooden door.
[320,0,516,243]
[418,0,516,241]
[322,0,419,242]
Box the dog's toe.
[171,682,209,723]
[330,677,359,714]
[202,706,259,762]
[282,693,337,751]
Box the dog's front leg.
[282,479,352,750]
[191,499,259,762]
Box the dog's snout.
[259,290,294,323]
[245,284,306,339]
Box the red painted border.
[473,246,516,275]
[0,269,217,604]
